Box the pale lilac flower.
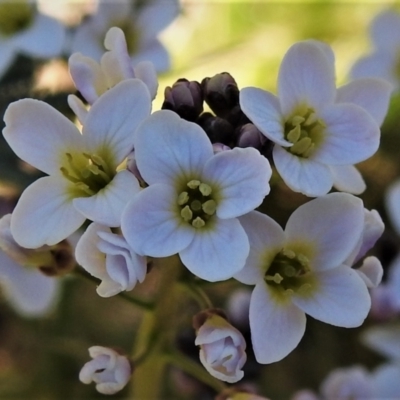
[70,0,180,72]
[3,79,151,248]
[351,10,400,90]
[194,313,247,383]
[362,323,400,360]
[234,193,371,363]
[68,26,158,124]
[0,1,66,78]
[75,223,147,297]
[79,346,131,395]
[240,41,389,197]
[121,110,272,282]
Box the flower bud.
[202,73,239,118]
[197,112,235,145]
[79,346,132,395]
[213,143,231,154]
[193,309,247,383]
[237,123,265,149]
[162,78,203,121]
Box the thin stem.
[165,350,227,393]
[73,267,154,310]
[179,280,214,309]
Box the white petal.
[67,95,88,125]
[336,78,392,126]
[356,256,383,288]
[131,39,170,73]
[362,324,400,360]
[316,103,380,165]
[121,183,194,257]
[3,99,82,176]
[370,10,400,53]
[11,177,86,248]
[385,179,400,236]
[134,110,213,185]
[249,282,306,364]
[73,170,140,227]
[278,41,336,116]
[180,218,249,282]
[239,87,290,146]
[330,165,366,195]
[202,148,271,219]
[234,211,285,285]
[70,23,104,62]
[292,265,370,327]
[273,145,333,197]
[286,193,364,271]
[83,79,151,163]
[371,364,400,398]
[133,61,158,100]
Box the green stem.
[179,281,214,309]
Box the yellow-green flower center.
[265,248,313,295]
[60,152,114,197]
[284,106,325,158]
[177,180,217,229]
[0,1,35,36]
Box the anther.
[202,200,216,215]
[290,137,312,155]
[187,180,200,189]
[181,206,193,222]
[192,217,205,228]
[199,183,212,196]
[178,192,189,205]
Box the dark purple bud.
[237,123,265,149]
[162,78,203,121]
[197,112,235,145]
[201,73,239,119]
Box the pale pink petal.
[83,79,151,163]
[180,218,249,282]
[278,41,336,116]
[202,148,271,219]
[385,179,400,236]
[370,10,400,53]
[330,165,366,195]
[11,177,86,248]
[250,282,306,364]
[234,211,285,285]
[239,87,290,146]
[286,193,364,271]
[336,78,392,126]
[273,145,333,197]
[121,183,195,257]
[315,103,380,165]
[73,170,140,227]
[292,265,370,327]
[134,110,213,185]
[3,99,82,176]
[356,257,383,288]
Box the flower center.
[177,180,217,229]
[0,2,35,36]
[284,106,325,158]
[60,152,114,197]
[265,248,313,295]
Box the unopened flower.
[79,346,132,395]
[240,41,389,196]
[234,193,371,363]
[3,79,151,248]
[121,110,272,282]
[75,223,147,297]
[193,310,246,383]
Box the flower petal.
[134,110,213,185]
[83,79,151,163]
[370,10,400,53]
[11,176,86,248]
[362,324,400,360]
[3,99,82,176]
[67,95,88,125]
[239,87,290,146]
[273,145,333,197]
[292,265,370,327]
[73,170,140,227]
[336,78,392,126]
[202,148,271,219]
[249,282,306,364]
[330,165,366,195]
[286,193,364,270]
[278,41,336,116]
[234,211,285,285]
[371,364,400,398]
[180,218,249,282]
[121,183,195,257]
[131,39,170,72]
[133,61,158,100]
[356,256,383,288]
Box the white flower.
[240,41,389,197]
[75,223,147,297]
[363,323,400,361]
[70,0,180,72]
[351,10,400,90]
[121,110,272,282]
[68,26,158,124]
[194,313,246,383]
[3,79,151,248]
[0,1,66,79]
[234,193,371,364]
[79,346,131,395]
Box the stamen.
[265,273,284,284]
[178,192,189,205]
[199,183,212,196]
[75,182,96,196]
[287,125,301,143]
[202,200,216,215]
[187,180,201,189]
[181,206,193,222]
[290,137,312,155]
[192,217,205,228]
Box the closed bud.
[197,112,235,145]
[237,123,265,149]
[162,78,203,121]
